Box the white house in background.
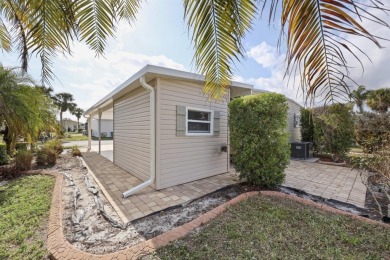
[91,119,113,138]
[84,65,301,197]
[61,118,78,132]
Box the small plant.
[71,145,82,157]
[229,93,289,187]
[300,108,314,143]
[46,149,57,166]
[0,143,10,165]
[36,147,57,166]
[15,150,33,171]
[45,139,63,155]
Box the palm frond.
[184,0,257,100]
[265,0,390,105]
[0,18,11,51]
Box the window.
[186,107,213,135]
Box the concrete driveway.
[63,140,113,161]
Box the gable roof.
[85,65,253,116]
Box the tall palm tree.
[350,85,368,113]
[54,92,77,126]
[72,107,84,131]
[366,88,390,114]
[0,1,388,103]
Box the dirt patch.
[58,154,261,254]
[364,175,390,222]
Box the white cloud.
[247,42,284,68]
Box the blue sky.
[1,0,390,120]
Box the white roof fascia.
[84,65,254,116]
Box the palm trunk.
[59,112,63,129]
[77,118,80,132]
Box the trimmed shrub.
[229,93,289,187]
[15,150,33,171]
[300,108,314,142]
[71,145,82,157]
[354,112,390,153]
[313,104,354,162]
[0,143,10,165]
[45,139,63,155]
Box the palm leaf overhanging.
[184,0,257,99]
[0,0,389,103]
[265,0,389,104]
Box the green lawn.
[61,132,88,141]
[154,195,390,259]
[0,175,55,259]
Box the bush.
[229,93,289,187]
[45,140,63,155]
[15,142,28,151]
[71,145,81,157]
[0,143,10,165]
[313,104,354,162]
[354,113,390,153]
[35,149,47,166]
[36,147,57,166]
[300,108,314,142]
[15,150,33,171]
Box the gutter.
[122,76,156,198]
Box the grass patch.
[61,133,88,141]
[154,195,390,259]
[0,175,55,259]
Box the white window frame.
[185,107,214,136]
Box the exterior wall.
[61,119,77,132]
[286,99,301,142]
[113,86,151,183]
[157,79,229,189]
[91,119,113,137]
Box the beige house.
[84,65,301,197]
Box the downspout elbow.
[122,76,156,198]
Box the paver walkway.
[82,152,367,224]
[284,160,367,208]
[82,152,240,223]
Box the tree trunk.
[59,112,63,129]
[77,118,80,132]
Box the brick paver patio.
[82,152,241,223]
[81,152,367,224]
[284,160,367,208]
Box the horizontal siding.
[287,99,301,142]
[158,79,228,189]
[114,86,151,182]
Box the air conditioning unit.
[291,142,312,159]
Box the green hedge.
[229,93,289,187]
[313,104,354,161]
[300,108,314,142]
[0,143,9,165]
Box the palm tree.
[0,65,57,154]
[350,85,368,113]
[53,92,77,127]
[0,1,389,103]
[366,88,390,114]
[72,107,84,132]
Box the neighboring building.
[61,118,78,132]
[252,89,302,143]
[84,65,301,193]
[91,119,113,138]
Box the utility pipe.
[122,76,156,198]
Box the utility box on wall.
[291,142,312,159]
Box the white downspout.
[122,76,156,198]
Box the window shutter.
[213,111,220,136]
[176,105,186,136]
